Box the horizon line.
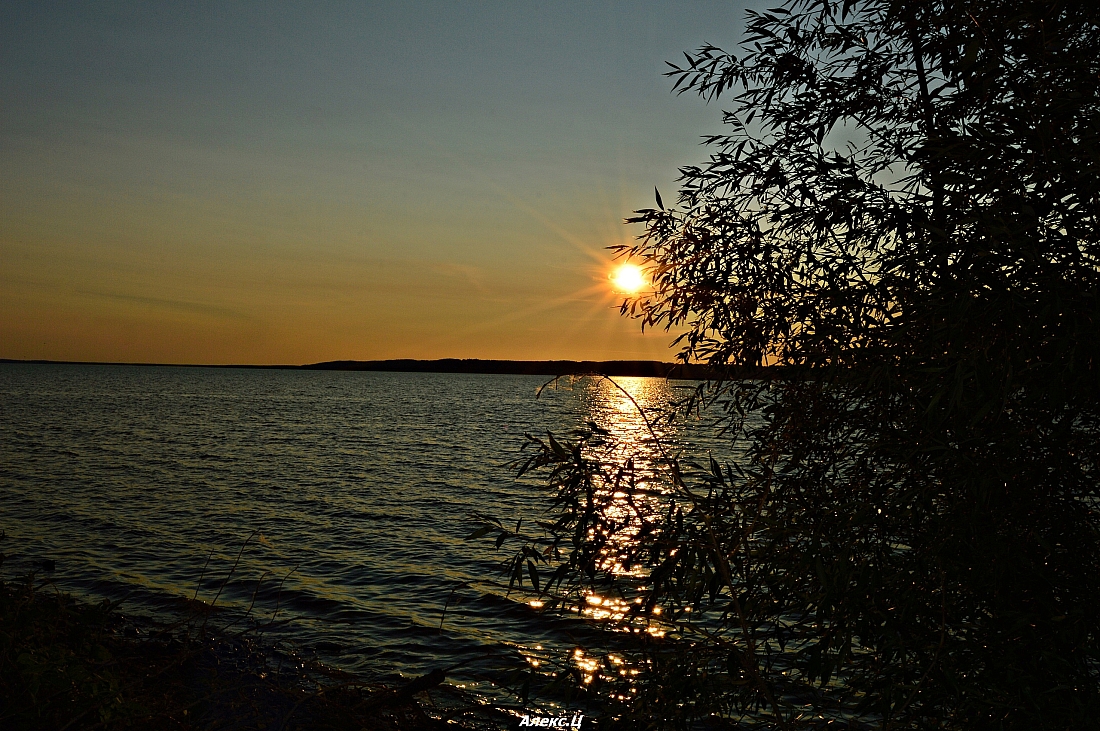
[0,357,731,379]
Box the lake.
[0,363,731,709]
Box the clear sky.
[1,1,754,364]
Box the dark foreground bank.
[0,574,511,730]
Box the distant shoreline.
[0,357,736,379]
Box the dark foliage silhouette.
[481,1,1100,728]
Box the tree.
[484,1,1100,728]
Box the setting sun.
[610,263,647,294]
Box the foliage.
[0,574,130,728]
[485,1,1100,728]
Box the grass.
[0,571,507,730]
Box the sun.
[609,263,647,294]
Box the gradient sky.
[1,1,755,364]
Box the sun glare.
[610,263,647,294]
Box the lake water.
[0,363,731,710]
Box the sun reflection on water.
[577,377,685,583]
[514,376,703,696]
[584,376,678,459]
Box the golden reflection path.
[518,375,705,698]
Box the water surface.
[0,363,728,704]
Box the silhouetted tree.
[484,1,1100,728]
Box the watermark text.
[517,712,584,727]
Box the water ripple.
[0,363,733,705]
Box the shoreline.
[0,574,510,730]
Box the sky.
[1,1,755,365]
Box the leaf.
[527,560,540,593]
[547,432,568,460]
[710,457,725,484]
[466,526,493,540]
[655,187,665,210]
